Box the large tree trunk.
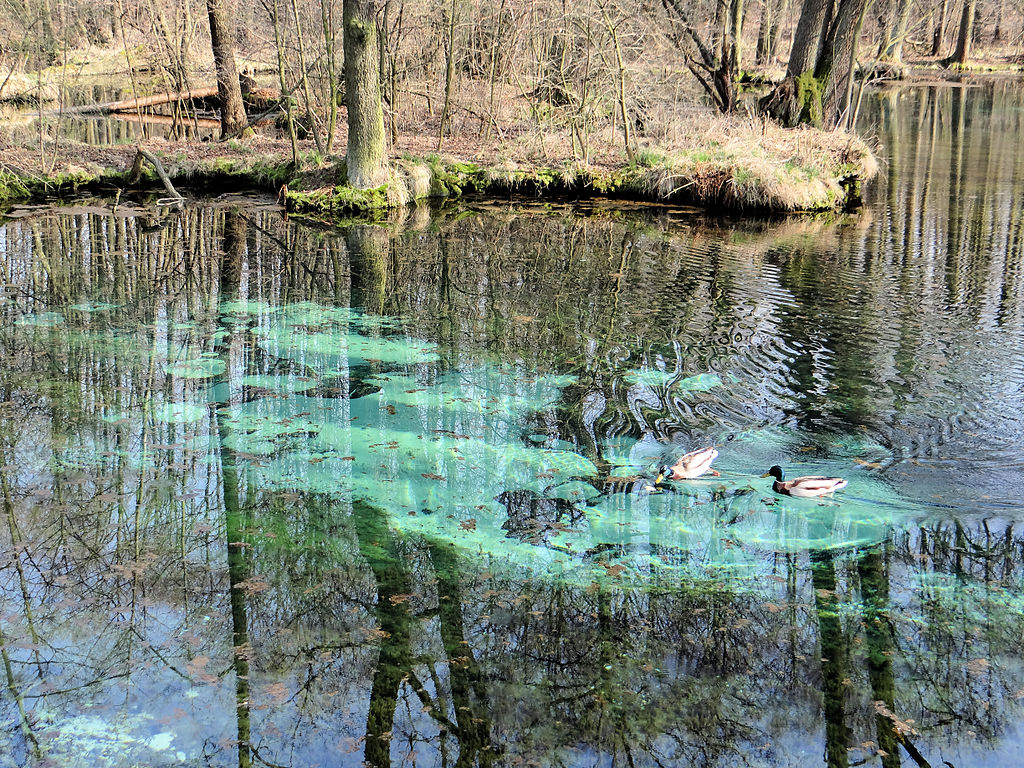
[206,0,248,138]
[344,0,388,188]
[815,0,872,126]
[787,0,831,76]
[760,0,830,125]
[949,0,976,65]
[761,0,872,128]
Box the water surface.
[2,80,1024,767]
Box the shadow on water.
[2,81,1024,766]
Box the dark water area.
[2,80,1024,767]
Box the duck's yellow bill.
[655,473,664,484]
[759,471,771,478]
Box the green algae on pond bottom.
[16,298,913,591]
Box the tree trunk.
[63,86,220,115]
[891,0,913,63]
[767,0,790,62]
[760,0,831,125]
[344,0,388,188]
[289,0,325,154]
[877,0,914,63]
[931,0,950,55]
[320,0,339,152]
[811,550,850,768]
[756,0,786,64]
[950,0,976,64]
[663,0,736,113]
[270,0,299,166]
[437,0,458,150]
[787,0,831,76]
[206,0,248,138]
[762,0,871,128]
[993,0,1006,41]
[816,0,872,126]
[730,0,745,75]
[36,0,58,63]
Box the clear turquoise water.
[2,81,1024,767]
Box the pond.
[2,81,224,144]
[2,79,1024,767]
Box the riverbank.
[0,116,878,215]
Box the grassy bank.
[286,126,876,215]
[0,117,877,214]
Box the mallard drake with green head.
[761,465,847,498]
[656,447,720,483]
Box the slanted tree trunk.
[788,0,831,75]
[344,0,388,188]
[206,0,248,138]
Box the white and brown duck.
[656,446,720,483]
[761,465,847,497]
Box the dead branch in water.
[129,147,184,204]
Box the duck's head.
[655,466,671,484]
[760,465,785,481]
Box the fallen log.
[63,86,220,116]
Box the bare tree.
[662,0,737,113]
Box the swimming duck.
[656,447,720,482]
[761,465,847,498]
